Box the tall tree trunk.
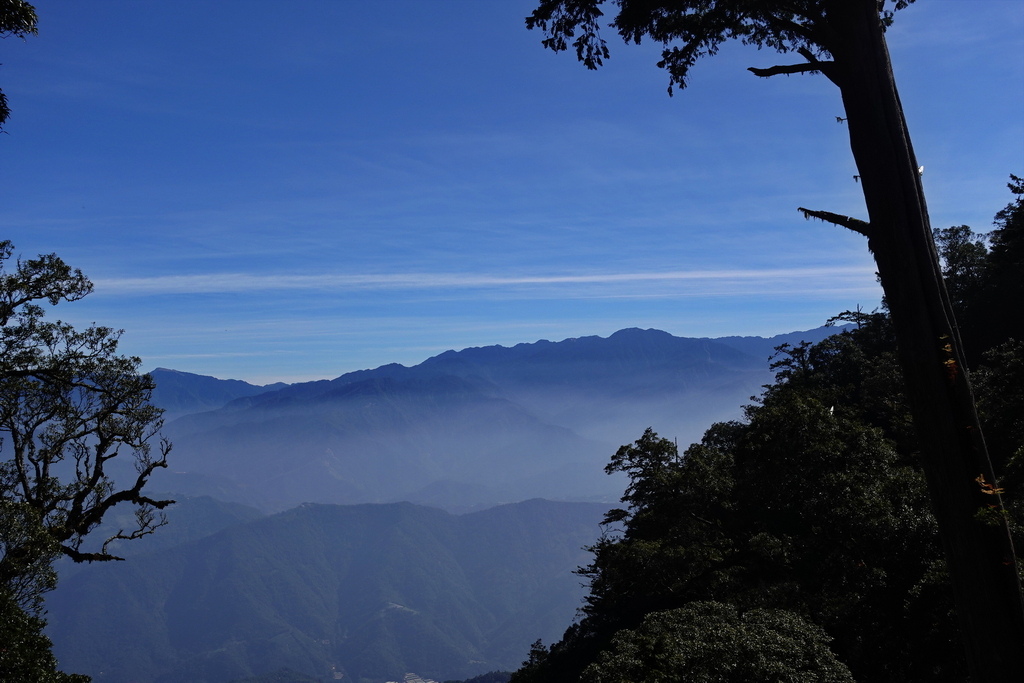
[824,1,1024,676]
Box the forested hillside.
[510,177,1024,681]
[46,499,607,683]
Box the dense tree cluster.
[528,0,1024,671]
[3,3,175,678]
[934,175,1024,367]
[512,180,1024,681]
[525,1,1022,673]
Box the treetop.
[527,0,916,93]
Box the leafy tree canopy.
[935,174,1024,363]
[513,179,1024,681]
[0,0,37,130]
[581,601,854,683]
[0,588,89,683]
[527,0,914,93]
[525,0,1022,673]
[513,318,968,681]
[0,241,172,681]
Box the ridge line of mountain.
[151,325,846,414]
[146,325,846,513]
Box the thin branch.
[100,505,170,556]
[798,207,873,238]
[769,16,818,44]
[796,47,819,63]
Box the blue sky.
[2,1,1021,384]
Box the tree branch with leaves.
[527,0,1023,676]
[0,241,173,613]
[0,0,37,132]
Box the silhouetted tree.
[975,175,1024,356]
[0,241,172,681]
[581,602,854,683]
[514,314,978,681]
[526,2,1023,674]
[0,0,37,131]
[0,588,89,682]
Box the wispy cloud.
[94,266,877,296]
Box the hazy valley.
[148,326,841,512]
[47,326,844,682]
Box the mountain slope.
[47,499,607,683]
[149,368,287,421]
[154,327,842,511]
[707,325,849,361]
[160,375,611,511]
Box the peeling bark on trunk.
[824,0,1024,676]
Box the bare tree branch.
[748,61,832,78]
[798,207,873,238]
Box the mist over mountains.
[46,325,846,683]
[50,498,607,683]
[149,369,289,422]
[149,326,843,512]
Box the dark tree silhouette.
[0,0,37,131]
[0,242,172,593]
[527,1,1023,677]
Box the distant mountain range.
[46,325,849,683]
[150,368,288,422]
[147,326,845,512]
[49,498,607,683]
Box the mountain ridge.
[149,326,844,412]
[48,498,608,683]
[50,325,850,682]
[146,326,846,512]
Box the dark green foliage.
[0,242,173,574]
[980,175,1024,345]
[0,589,89,682]
[513,316,969,682]
[730,393,950,679]
[933,176,1024,480]
[935,176,1024,364]
[510,180,1024,682]
[0,242,171,681]
[933,225,988,320]
[0,499,59,614]
[974,340,1024,535]
[511,236,1024,678]
[581,602,853,683]
[0,0,37,130]
[526,0,1022,672]
[527,0,914,93]
[510,282,1024,680]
